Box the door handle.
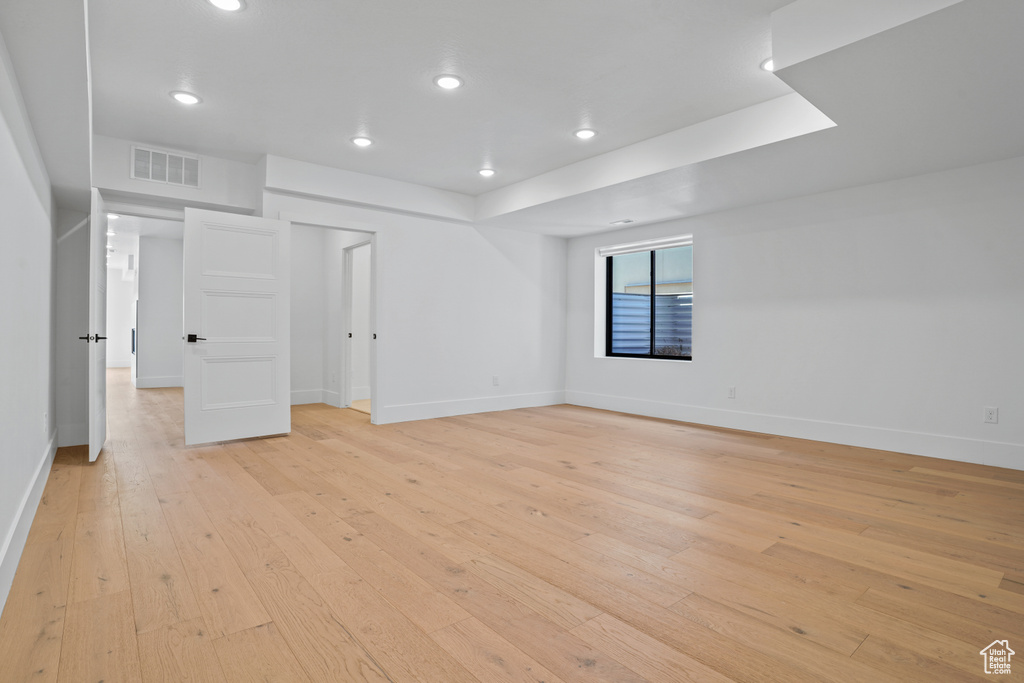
[186,334,207,343]
[95,335,107,341]
[79,335,92,342]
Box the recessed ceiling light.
[171,91,201,105]
[434,75,463,90]
[209,0,243,10]
[574,129,597,140]
[478,169,495,178]
[761,58,775,72]
[351,136,374,147]
[610,219,635,225]
[107,213,119,220]
[106,230,116,236]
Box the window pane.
[653,246,692,357]
[609,251,651,354]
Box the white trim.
[597,234,693,258]
[106,359,132,368]
[351,385,371,401]
[322,390,342,408]
[291,389,325,405]
[566,391,1024,471]
[0,433,58,615]
[135,376,183,388]
[376,391,566,424]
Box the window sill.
[600,355,692,363]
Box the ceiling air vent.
[131,145,200,188]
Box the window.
[603,236,692,360]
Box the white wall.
[93,135,259,213]
[290,224,327,404]
[106,267,135,367]
[566,155,1024,470]
[263,157,567,423]
[0,28,57,615]
[136,237,183,387]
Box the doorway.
[101,207,379,442]
[289,220,377,422]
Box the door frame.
[280,212,379,424]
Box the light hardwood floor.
[2,368,1022,682]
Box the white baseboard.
[0,433,57,615]
[377,391,566,424]
[291,389,325,405]
[106,359,131,368]
[135,376,183,389]
[565,391,1024,472]
[351,385,371,401]
[322,390,342,408]
[57,422,87,448]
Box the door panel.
[183,209,290,445]
[88,189,108,462]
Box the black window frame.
[605,247,692,361]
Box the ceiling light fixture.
[434,75,463,90]
[209,0,243,10]
[171,91,201,105]
[351,136,374,147]
[760,58,775,72]
[610,219,635,225]
[106,230,116,237]
[574,128,597,140]
[107,213,119,220]
[478,169,495,178]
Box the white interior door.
[88,189,108,462]
[183,209,290,445]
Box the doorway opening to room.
[102,207,184,394]
[97,206,379,447]
[290,221,376,422]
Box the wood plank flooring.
[2,368,1022,682]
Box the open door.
[88,189,108,462]
[183,209,290,445]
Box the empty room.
[0,1,1022,681]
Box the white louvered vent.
[131,145,201,188]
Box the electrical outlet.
[43,411,48,431]
[492,376,500,387]
[727,386,736,399]
[984,406,999,424]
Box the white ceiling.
[86,0,792,197]
[481,0,1024,235]
[1,0,1022,236]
